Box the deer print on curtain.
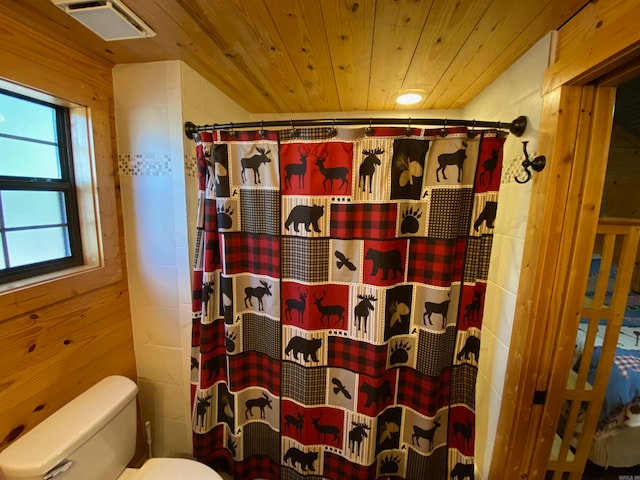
[191,125,505,479]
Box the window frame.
[0,87,84,283]
[0,74,123,315]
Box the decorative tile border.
[501,154,528,185]
[118,154,172,176]
[185,154,197,178]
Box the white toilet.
[0,376,223,480]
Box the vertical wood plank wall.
[602,124,640,290]
[0,8,139,456]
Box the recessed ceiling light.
[396,90,426,105]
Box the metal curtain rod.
[184,115,527,139]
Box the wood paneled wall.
[602,123,640,290]
[0,8,139,458]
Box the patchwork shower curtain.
[191,125,505,479]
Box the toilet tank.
[0,376,138,480]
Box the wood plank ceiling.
[1,0,590,113]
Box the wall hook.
[515,141,546,184]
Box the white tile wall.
[463,33,553,479]
[114,61,252,458]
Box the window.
[0,88,83,283]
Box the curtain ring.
[290,119,299,138]
[365,118,373,136]
[258,120,266,138]
[439,119,448,137]
[496,121,508,138]
[328,118,337,138]
[405,117,413,137]
[229,122,238,138]
[467,119,478,138]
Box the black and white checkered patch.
[416,327,457,377]
[427,187,474,239]
[280,127,337,142]
[240,189,280,235]
[450,364,478,408]
[243,313,281,360]
[281,237,330,283]
[193,230,205,272]
[463,235,493,283]
[281,361,327,406]
[406,444,447,476]
[242,421,280,464]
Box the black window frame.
[0,88,83,284]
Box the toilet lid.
[136,458,223,480]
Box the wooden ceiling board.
[449,0,590,109]
[262,0,341,112]
[422,0,556,109]
[367,0,435,111]
[0,0,593,113]
[400,0,492,110]
[320,0,376,111]
[179,0,301,112]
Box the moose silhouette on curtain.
[190,124,505,479]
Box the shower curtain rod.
[184,115,527,139]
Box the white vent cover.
[52,0,156,41]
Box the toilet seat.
[121,458,223,480]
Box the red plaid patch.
[407,238,457,286]
[222,232,280,278]
[397,367,451,415]
[330,203,398,239]
[198,319,225,355]
[228,350,281,394]
[193,424,228,467]
[323,451,377,479]
[327,336,389,377]
[233,453,280,480]
[218,129,279,143]
[454,237,467,282]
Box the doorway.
[489,1,640,477]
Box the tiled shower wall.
[113,30,549,463]
[462,33,553,479]
[114,61,251,457]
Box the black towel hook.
[515,141,546,184]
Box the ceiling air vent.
[51,0,156,41]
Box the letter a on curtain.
[191,125,505,479]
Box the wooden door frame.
[490,1,640,478]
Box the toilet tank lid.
[0,376,138,477]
